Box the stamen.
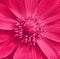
[14,17,43,46]
[24,35,28,43]
[28,37,32,43]
[15,34,19,37]
[14,30,19,33]
[33,37,36,45]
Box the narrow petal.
[40,15,60,26]
[13,45,32,59]
[0,39,18,58]
[34,0,59,18]
[3,0,26,19]
[13,44,46,59]
[0,3,16,19]
[41,32,60,42]
[0,16,16,30]
[47,5,60,17]
[0,30,14,43]
[0,0,4,4]
[48,40,60,59]
[37,38,58,59]
[25,0,40,17]
[44,20,60,33]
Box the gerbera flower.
[0,0,60,59]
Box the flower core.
[14,17,42,45]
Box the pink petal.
[0,16,16,30]
[25,0,40,17]
[41,32,60,42]
[47,5,60,17]
[0,39,18,58]
[34,0,59,18]
[0,3,16,19]
[3,0,26,19]
[42,19,60,42]
[37,38,58,59]
[44,20,60,33]
[0,0,4,4]
[0,30,13,43]
[13,44,46,59]
[40,15,60,26]
[48,41,60,58]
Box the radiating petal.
[25,0,40,17]
[44,20,60,33]
[0,39,18,58]
[0,0,4,4]
[48,40,60,59]
[41,18,60,43]
[37,38,58,59]
[41,32,60,42]
[13,45,32,59]
[13,44,46,59]
[0,3,16,19]
[3,0,26,19]
[0,30,14,43]
[34,0,59,18]
[47,5,60,18]
[39,15,60,26]
[0,16,16,30]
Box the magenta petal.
[0,3,16,19]
[46,26,60,33]
[49,41,60,58]
[34,0,59,18]
[40,15,60,26]
[41,32,60,42]
[37,39,58,59]
[13,45,32,59]
[0,30,13,42]
[3,0,26,18]
[13,44,46,59]
[0,40,17,58]
[13,45,33,59]
[25,0,39,17]
[44,20,60,33]
[0,0,3,3]
[0,34,9,42]
[0,16,16,30]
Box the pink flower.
[0,0,60,59]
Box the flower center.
[14,17,42,45]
